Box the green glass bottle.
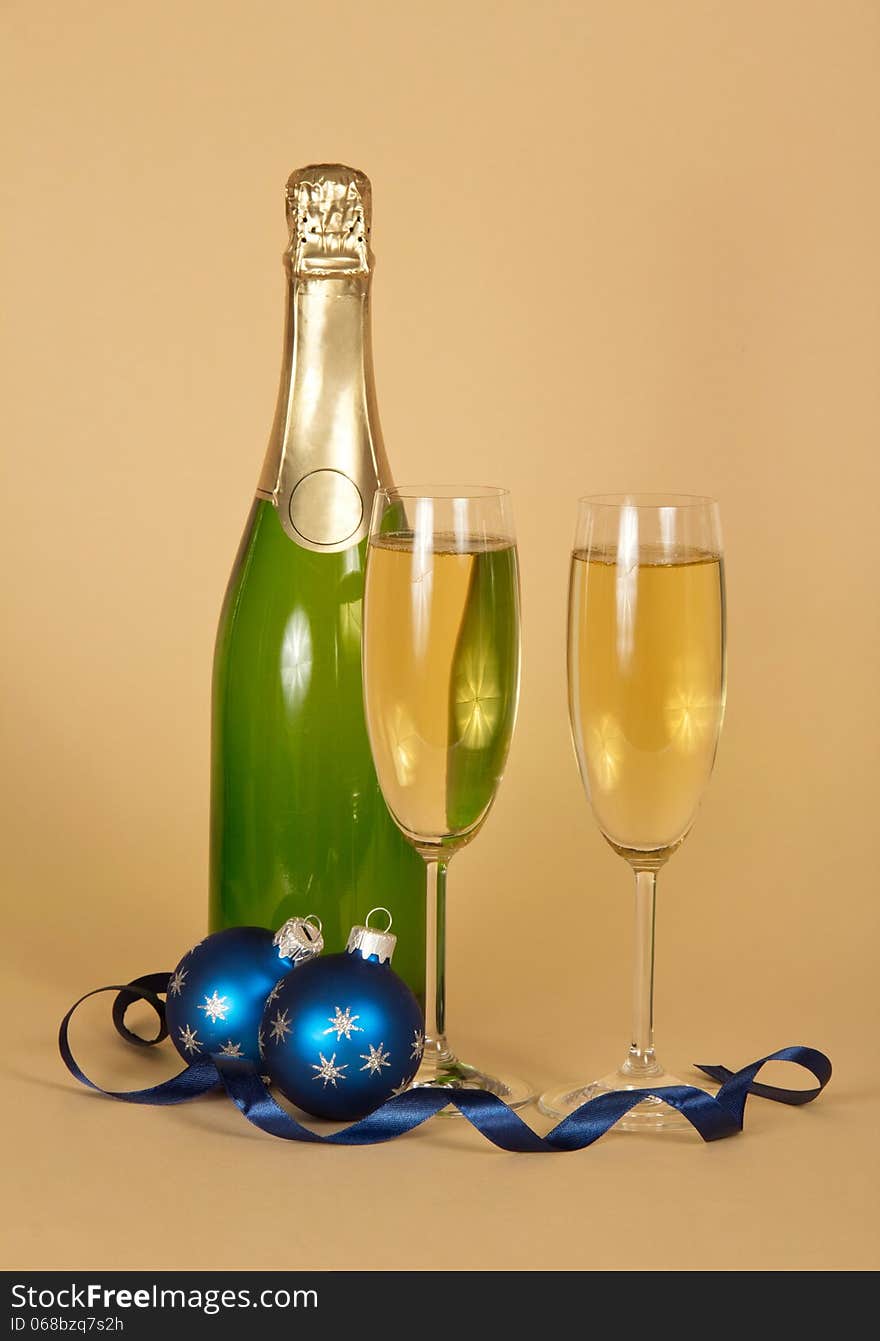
[210,165,426,1000]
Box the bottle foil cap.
[285,163,372,277]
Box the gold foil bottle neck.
[258,162,388,551]
[285,163,372,277]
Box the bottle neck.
[258,272,389,553]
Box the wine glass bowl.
[362,486,534,1107]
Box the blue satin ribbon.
[59,974,832,1150]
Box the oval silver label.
[289,469,364,548]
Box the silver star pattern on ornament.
[168,966,188,997]
[359,1042,391,1075]
[269,1008,292,1044]
[265,979,284,1006]
[411,1029,425,1060]
[198,990,231,1023]
[218,1040,243,1058]
[311,1052,348,1087]
[258,1027,266,1058]
[178,1023,202,1055]
[323,1005,363,1041]
[391,1079,412,1096]
[260,1075,272,1086]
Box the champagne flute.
[362,486,534,1107]
[540,495,726,1129]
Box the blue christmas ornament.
[165,916,323,1066]
[262,909,424,1121]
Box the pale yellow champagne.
[569,545,725,858]
[363,534,520,849]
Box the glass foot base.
[407,1038,535,1112]
[539,1065,701,1131]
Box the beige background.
[2,0,879,1272]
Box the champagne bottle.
[210,164,426,1000]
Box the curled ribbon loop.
[58,978,220,1105]
[111,972,171,1047]
[58,973,832,1149]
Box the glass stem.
[423,857,448,1052]
[622,867,662,1079]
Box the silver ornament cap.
[274,915,324,965]
[346,907,397,965]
